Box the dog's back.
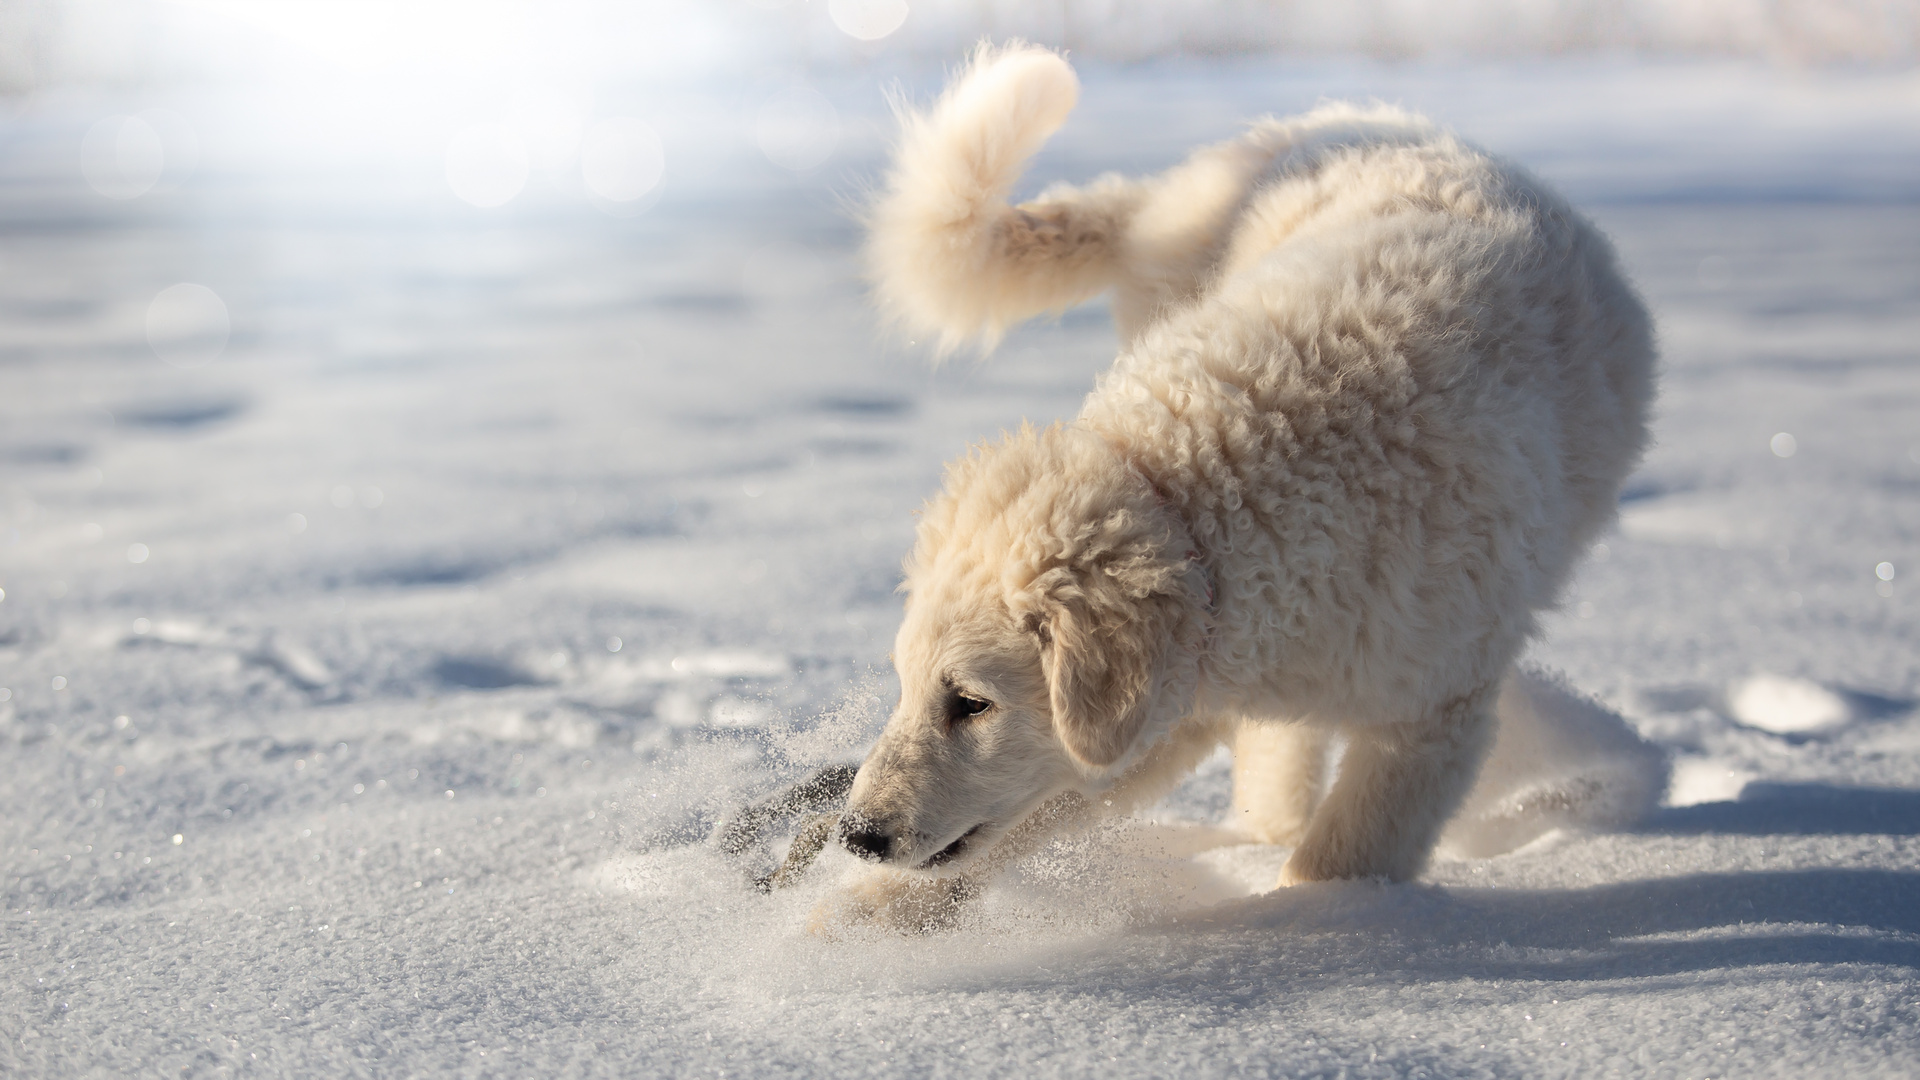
[870,46,1655,722]
[1083,131,1654,722]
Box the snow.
[4,54,1920,1076]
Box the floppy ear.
[1026,567,1181,770]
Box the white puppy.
[825,45,1657,931]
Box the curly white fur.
[832,45,1660,931]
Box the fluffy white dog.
[823,45,1658,930]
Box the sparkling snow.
[3,55,1919,1077]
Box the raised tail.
[866,43,1134,354]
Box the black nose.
[837,815,892,862]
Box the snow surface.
[4,56,1920,1076]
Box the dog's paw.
[806,871,979,937]
[1276,839,1352,887]
[1278,838,1398,888]
[1275,860,1310,889]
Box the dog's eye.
[948,692,994,722]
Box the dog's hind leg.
[1279,688,1497,885]
[1230,719,1332,847]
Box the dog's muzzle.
[836,812,895,862]
[916,823,985,870]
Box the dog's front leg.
[1231,719,1332,846]
[1279,689,1496,885]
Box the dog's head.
[838,425,1208,871]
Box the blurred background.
[1,0,1917,794]
[5,4,1920,1075]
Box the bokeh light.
[145,284,231,367]
[505,83,594,172]
[581,118,664,202]
[828,0,909,41]
[445,124,530,207]
[81,116,165,200]
[753,88,839,172]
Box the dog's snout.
[837,814,894,862]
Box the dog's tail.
[867,43,1131,355]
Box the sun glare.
[136,1,905,209]
[175,0,527,75]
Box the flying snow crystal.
[81,115,165,200]
[287,513,308,534]
[125,543,149,564]
[580,118,664,203]
[446,125,529,208]
[1770,432,1797,457]
[662,651,789,679]
[1878,561,1896,581]
[829,0,909,40]
[146,284,230,367]
[754,88,839,171]
[606,637,622,652]
[708,698,771,728]
[51,676,67,691]
[1726,673,1852,734]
